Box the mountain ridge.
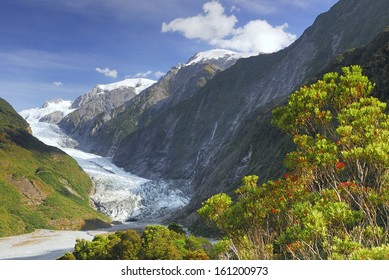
[60,48,250,156]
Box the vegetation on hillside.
[0,98,110,237]
[317,26,389,103]
[59,223,212,260]
[199,66,389,260]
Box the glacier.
[19,100,191,223]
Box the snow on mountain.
[19,99,75,123]
[19,101,191,222]
[96,78,156,94]
[185,49,256,66]
[69,78,156,110]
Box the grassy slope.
[0,98,110,237]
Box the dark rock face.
[39,111,65,124]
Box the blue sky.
[0,0,338,111]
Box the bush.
[59,226,212,260]
[199,66,389,260]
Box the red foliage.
[335,161,346,170]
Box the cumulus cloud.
[161,1,296,53]
[162,1,237,42]
[95,67,118,79]
[52,81,63,86]
[214,20,296,53]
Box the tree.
[57,252,76,260]
[140,225,184,260]
[273,65,389,248]
[59,225,212,260]
[72,235,110,260]
[168,222,186,235]
[199,66,389,259]
[109,230,141,260]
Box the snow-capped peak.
[185,49,256,66]
[19,99,74,123]
[41,98,66,108]
[96,78,156,94]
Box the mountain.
[22,99,75,124]
[58,78,155,151]
[185,49,256,69]
[0,98,110,237]
[313,26,389,103]
[63,49,254,156]
[99,0,389,229]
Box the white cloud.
[161,1,296,53]
[154,71,166,79]
[162,1,237,42]
[128,70,165,79]
[134,70,153,78]
[52,81,63,86]
[229,0,277,14]
[230,5,240,13]
[214,20,296,53]
[95,67,118,79]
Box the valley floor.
[0,222,150,260]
